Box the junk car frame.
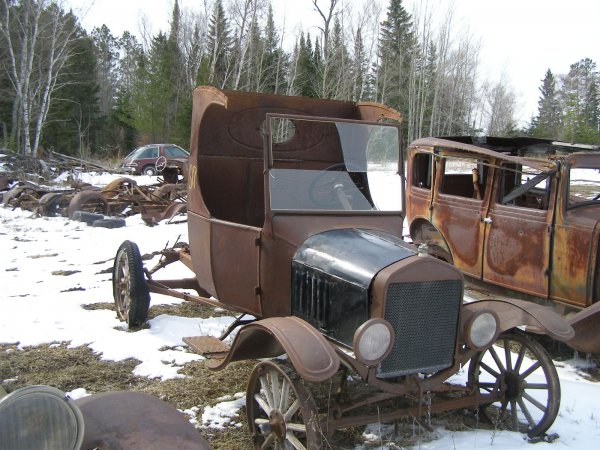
[406,136,600,353]
[113,88,574,448]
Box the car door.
[482,162,555,297]
[431,152,492,278]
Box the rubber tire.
[92,218,126,229]
[72,211,105,225]
[112,240,150,328]
[142,165,157,176]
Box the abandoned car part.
[406,136,600,352]
[112,240,151,327]
[112,88,574,446]
[0,385,210,450]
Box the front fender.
[209,316,339,382]
[462,298,574,342]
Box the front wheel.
[468,330,560,438]
[246,361,321,449]
[112,240,150,328]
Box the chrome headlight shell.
[465,310,499,350]
[353,319,395,366]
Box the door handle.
[482,217,492,224]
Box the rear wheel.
[142,165,157,176]
[246,361,321,449]
[112,240,150,328]
[468,330,560,437]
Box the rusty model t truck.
[112,88,575,448]
[406,136,600,353]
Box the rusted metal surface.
[75,391,211,450]
[112,89,575,442]
[2,176,187,224]
[406,136,600,352]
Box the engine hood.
[294,228,415,289]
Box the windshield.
[267,116,403,212]
[568,166,600,209]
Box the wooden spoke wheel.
[112,240,150,329]
[246,361,321,450]
[468,331,560,438]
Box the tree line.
[1,0,598,158]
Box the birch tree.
[0,0,79,155]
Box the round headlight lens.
[469,312,498,348]
[353,319,394,365]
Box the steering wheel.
[155,156,167,173]
[308,163,363,209]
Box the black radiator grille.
[377,279,462,378]
[292,261,368,346]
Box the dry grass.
[0,299,503,448]
[0,301,257,449]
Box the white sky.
[2,169,600,446]
[67,0,600,126]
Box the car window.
[567,167,600,209]
[165,147,188,158]
[440,156,487,200]
[496,163,552,210]
[412,152,433,190]
[268,116,403,212]
[138,147,158,159]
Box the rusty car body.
[406,136,600,352]
[112,88,575,447]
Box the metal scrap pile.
[0,151,187,226]
[0,149,113,187]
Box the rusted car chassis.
[2,176,186,224]
[113,88,574,447]
[406,136,600,353]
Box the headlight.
[465,311,498,349]
[353,319,395,366]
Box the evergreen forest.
[1,0,599,159]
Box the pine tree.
[530,69,561,139]
[260,4,286,94]
[560,59,600,144]
[351,26,368,101]
[375,0,415,121]
[91,25,118,117]
[207,0,232,88]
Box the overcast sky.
[67,0,600,125]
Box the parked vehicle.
[120,144,189,176]
[406,136,600,353]
[113,88,574,447]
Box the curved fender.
[462,298,574,342]
[210,316,339,382]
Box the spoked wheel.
[112,240,150,328]
[468,330,560,438]
[246,361,321,449]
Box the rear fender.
[212,316,339,382]
[462,298,574,342]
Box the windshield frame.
[263,113,404,216]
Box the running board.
[183,336,230,369]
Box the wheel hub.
[268,409,286,442]
[502,372,523,401]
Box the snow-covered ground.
[1,172,600,449]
